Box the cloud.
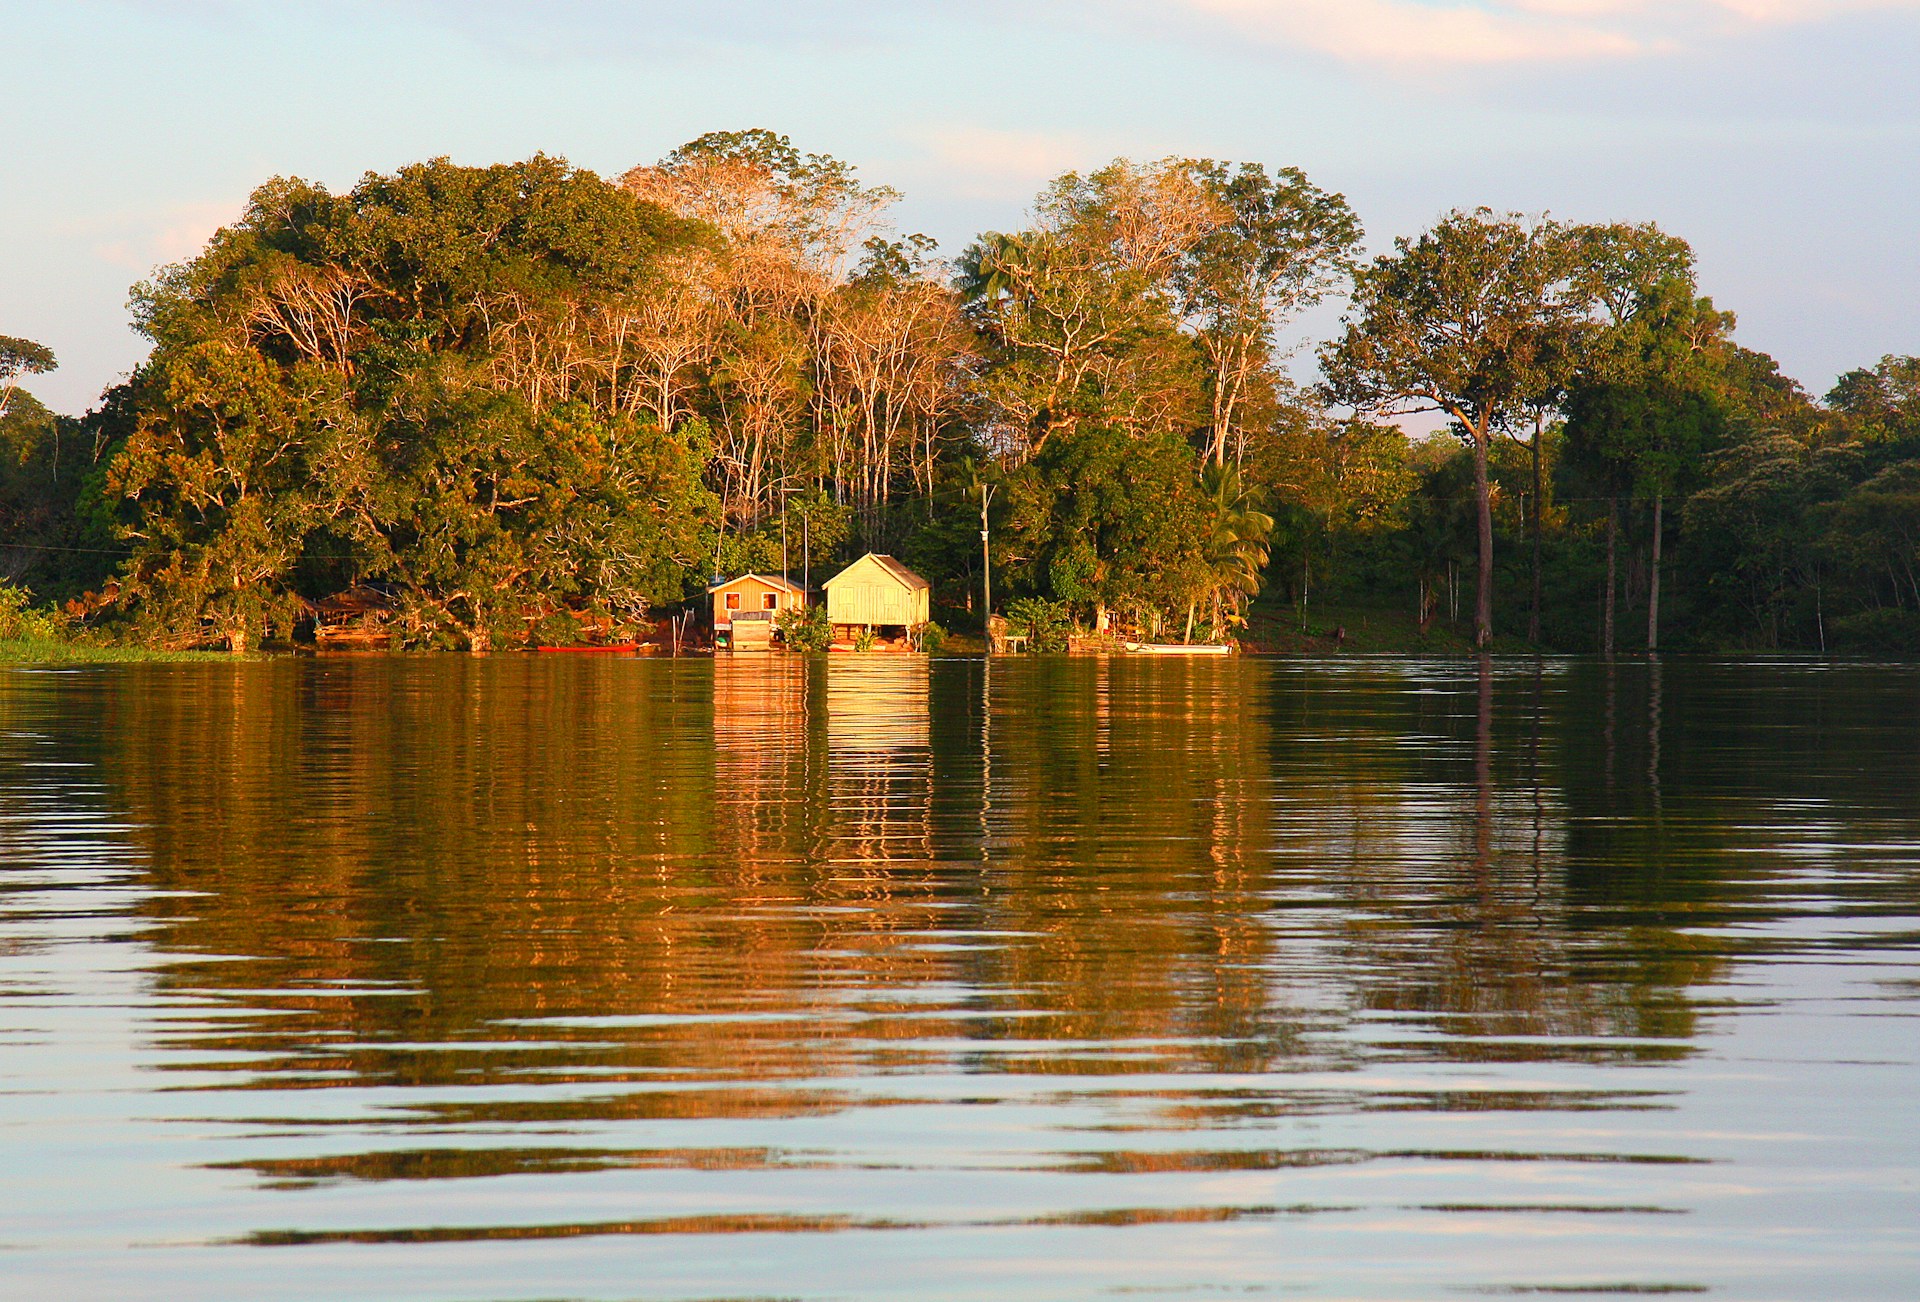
[82,200,242,274]
[1146,0,1920,64]
[903,126,1100,200]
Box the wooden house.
[823,554,931,646]
[708,573,808,652]
[311,586,395,651]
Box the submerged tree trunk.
[1602,495,1619,660]
[1647,492,1664,653]
[1472,421,1494,649]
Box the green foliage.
[1562,265,1733,501]
[1001,426,1209,623]
[17,136,1920,660]
[103,156,713,650]
[776,603,833,651]
[916,620,947,654]
[852,626,876,653]
[0,334,57,422]
[717,489,851,582]
[0,583,64,640]
[1831,608,1920,654]
[1005,596,1072,651]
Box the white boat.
[1123,642,1233,655]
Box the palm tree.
[1187,464,1274,642]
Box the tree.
[1320,209,1583,647]
[1000,425,1209,631]
[1173,163,1361,468]
[107,155,714,650]
[1828,355,1920,447]
[1187,462,1274,641]
[957,159,1220,463]
[0,335,57,423]
[621,131,975,540]
[1562,224,1731,654]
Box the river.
[1,655,1916,1298]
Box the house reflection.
[706,655,934,869]
[710,654,814,862]
[824,657,933,867]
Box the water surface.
[2,655,1917,1298]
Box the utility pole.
[980,481,996,656]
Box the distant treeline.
[1,129,1915,652]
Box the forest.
[1,129,1916,654]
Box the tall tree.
[1563,224,1730,653]
[1173,163,1361,469]
[621,131,974,538]
[0,335,57,422]
[1320,209,1584,647]
[957,159,1219,463]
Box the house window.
[725,593,740,610]
[764,593,780,610]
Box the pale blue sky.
[4,0,1917,413]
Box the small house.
[823,554,930,646]
[709,573,809,652]
[311,585,395,651]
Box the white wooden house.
[823,554,931,645]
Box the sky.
[3,0,1917,414]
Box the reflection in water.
[1,657,1918,1299]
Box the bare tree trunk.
[1529,414,1543,644]
[980,485,993,652]
[1646,492,1663,653]
[1472,423,1494,649]
[1602,495,1618,660]
[1184,600,1196,644]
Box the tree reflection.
[10,653,1902,1190]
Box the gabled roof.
[707,572,809,595]
[822,553,931,592]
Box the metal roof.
[822,553,931,592]
[706,573,810,595]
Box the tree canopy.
[6,134,1915,658]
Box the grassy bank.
[0,637,244,665]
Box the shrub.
[1831,608,1920,655]
[0,585,65,642]
[1005,597,1072,652]
[777,604,833,651]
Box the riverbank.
[1240,597,1543,655]
[0,637,242,665]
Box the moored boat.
[535,642,641,654]
[1123,642,1232,655]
